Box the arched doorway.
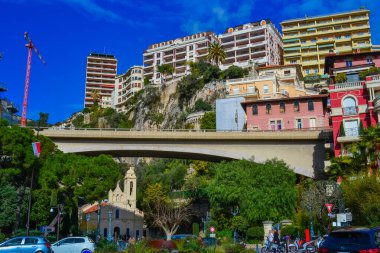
[114,226,120,240]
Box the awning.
[319,44,334,48]
[284,47,301,52]
[284,38,300,43]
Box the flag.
[32,142,41,158]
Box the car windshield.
[323,231,370,248]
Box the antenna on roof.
[359,6,365,10]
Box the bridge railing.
[30,126,332,133]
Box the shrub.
[94,239,117,253]
[194,99,212,112]
[177,74,204,108]
[220,66,248,80]
[280,225,299,239]
[335,73,347,83]
[82,107,90,113]
[246,226,264,243]
[200,111,216,130]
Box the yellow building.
[226,64,317,101]
[281,9,372,80]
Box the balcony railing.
[343,106,358,116]
[333,81,363,90]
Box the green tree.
[38,112,49,127]
[157,64,174,81]
[207,42,226,65]
[335,73,347,83]
[177,74,204,108]
[39,153,121,235]
[342,174,380,226]
[200,111,216,130]
[207,160,297,227]
[194,99,212,112]
[220,65,249,79]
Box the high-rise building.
[143,32,218,85]
[114,66,144,112]
[84,53,117,108]
[281,9,372,82]
[219,20,283,70]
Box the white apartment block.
[143,31,218,84]
[219,20,283,70]
[84,53,117,108]
[114,66,143,112]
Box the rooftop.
[281,8,369,24]
[241,94,328,104]
[88,53,116,59]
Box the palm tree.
[207,41,226,65]
[91,89,101,107]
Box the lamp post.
[86,214,90,236]
[107,208,113,241]
[50,204,63,241]
[97,199,108,239]
[231,206,239,244]
[309,206,314,238]
[202,211,211,235]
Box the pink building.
[241,95,329,131]
[325,51,380,156]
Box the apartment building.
[143,32,218,84]
[114,66,143,112]
[325,51,380,156]
[226,64,313,99]
[220,20,283,70]
[84,53,117,108]
[281,9,372,83]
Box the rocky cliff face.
[132,80,227,130]
[61,79,227,130]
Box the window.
[277,120,282,130]
[309,118,316,128]
[156,60,161,65]
[263,85,269,94]
[296,119,303,129]
[5,238,23,246]
[308,100,314,111]
[280,102,285,113]
[130,182,133,195]
[345,60,352,67]
[284,70,291,75]
[266,104,272,114]
[115,209,120,219]
[305,69,310,74]
[344,120,359,136]
[61,238,75,245]
[270,120,276,130]
[367,58,373,63]
[290,60,297,64]
[252,104,258,115]
[189,45,193,50]
[156,53,160,57]
[24,238,38,245]
[294,101,300,112]
[75,238,85,243]
[103,228,108,237]
[342,96,357,115]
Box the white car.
[52,237,95,253]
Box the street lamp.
[86,214,90,236]
[107,208,113,241]
[201,211,211,235]
[97,199,108,239]
[50,204,64,241]
[231,206,239,244]
[309,206,314,238]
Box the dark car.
[318,227,380,253]
[0,236,52,253]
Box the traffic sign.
[325,203,333,213]
[40,226,55,233]
[210,226,216,233]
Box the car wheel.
[81,249,92,253]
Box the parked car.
[52,236,95,253]
[0,236,52,253]
[318,227,380,253]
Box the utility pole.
[21,32,46,127]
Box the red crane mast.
[21,32,46,126]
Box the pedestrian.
[274,229,280,244]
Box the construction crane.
[21,32,46,127]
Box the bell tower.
[124,166,137,209]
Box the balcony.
[374,97,380,112]
[366,75,380,90]
[342,106,358,116]
[331,81,363,91]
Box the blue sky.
[0,0,379,124]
